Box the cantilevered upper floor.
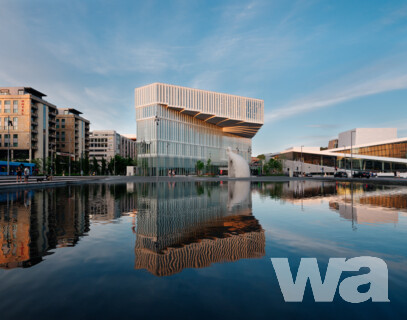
[135,83,264,138]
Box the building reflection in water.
[4,180,403,272]
[255,180,407,226]
[133,181,265,277]
[0,187,91,269]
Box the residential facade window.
[4,100,10,113]
[13,117,18,129]
[13,134,18,147]
[13,100,18,113]
[4,134,10,147]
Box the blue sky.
[1,0,407,155]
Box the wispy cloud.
[265,60,407,123]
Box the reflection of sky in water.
[0,181,406,319]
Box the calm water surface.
[0,181,406,319]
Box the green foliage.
[257,154,266,160]
[108,155,137,175]
[263,158,283,175]
[206,158,212,174]
[196,160,204,175]
[91,156,100,175]
[101,157,107,175]
[32,158,42,174]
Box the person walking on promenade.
[24,167,30,183]
[16,167,22,183]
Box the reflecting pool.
[0,181,406,319]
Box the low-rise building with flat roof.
[89,130,137,164]
[271,128,407,175]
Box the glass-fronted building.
[270,129,407,175]
[135,83,264,175]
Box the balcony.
[31,112,38,118]
[31,129,38,134]
[31,137,38,142]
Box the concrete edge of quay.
[1,175,407,191]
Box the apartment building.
[56,108,90,161]
[89,130,137,163]
[0,87,57,166]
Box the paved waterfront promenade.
[1,174,407,191]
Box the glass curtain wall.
[136,104,251,175]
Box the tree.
[101,157,107,175]
[206,158,212,175]
[258,154,266,160]
[91,156,100,175]
[196,160,204,176]
[82,156,90,175]
[32,158,42,175]
[264,158,283,175]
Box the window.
[13,117,18,130]
[62,118,65,128]
[56,118,60,128]
[4,101,10,113]
[61,131,65,142]
[4,134,10,147]
[18,89,24,95]
[4,117,11,129]
[13,101,18,113]
[13,134,18,147]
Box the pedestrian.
[172,169,175,177]
[16,167,22,183]
[24,167,30,183]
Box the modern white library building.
[135,83,264,175]
[269,128,407,175]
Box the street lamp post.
[342,145,346,171]
[7,119,13,175]
[350,130,355,177]
[154,115,160,179]
[166,142,169,176]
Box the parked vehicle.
[305,173,312,177]
[334,171,348,178]
[352,171,370,178]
